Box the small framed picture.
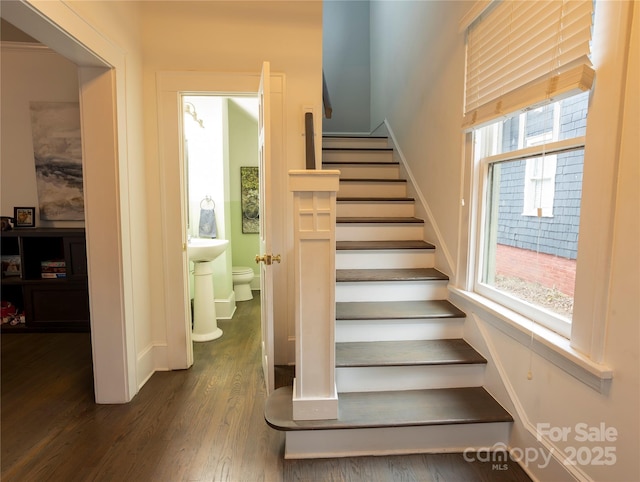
[1,255,21,277]
[14,207,35,228]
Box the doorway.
[0,8,136,402]
[157,70,285,373]
[182,95,261,325]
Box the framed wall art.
[13,207,35,228]
[240,167,259,234]
[29,102,85,221]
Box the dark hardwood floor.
[1,294,531,481]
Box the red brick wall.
[495,244,577,297]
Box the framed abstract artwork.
[240,167,259,234]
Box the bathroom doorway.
[157,68,285,383]
[181,95,261,322]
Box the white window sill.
[449,287,613,393]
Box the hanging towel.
[199,197,217,238]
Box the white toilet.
[232,266,254,301]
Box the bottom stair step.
[265,386,513,459]
[266,386,512,430]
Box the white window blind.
[463,0,594,129]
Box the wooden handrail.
[305,112,315,169]
[322,72,332,119]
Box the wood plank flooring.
[1,294,531,481]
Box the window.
[474,92,588,336]
[523,155,557,218]
[464,0,594,338]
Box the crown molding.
[1,40,52,52]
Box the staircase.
[265,135,512,459]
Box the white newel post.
[289,169,340,420]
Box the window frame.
[473,132,587,338]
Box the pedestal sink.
[188,238,229,342]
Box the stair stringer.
[460,309,586,482]
[383,119,456,279]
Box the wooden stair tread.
[336,300,465,320]
[337,216,423,224]
[337,268,447,282]
[336,339,486,367]
[340,178,406,183]
[336,240,435,250]
[323,135,388,139]
[337,197,414,202]
[323,147,394,152]
[265,386,513,431]
[323,161,399,166]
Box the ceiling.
[1,18,39,43]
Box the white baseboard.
[215,291,237,320]
[137,343,168,389]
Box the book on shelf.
[41,259,66,268]
[41,259,66,277]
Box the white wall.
[227,98,261,287]
[65,0,152,394]
[370,1,639,480]
[140,1,323,365]
[0,44,82,227]
[183,96,235,315]
[370,0,468,276]
[322,0,371,133]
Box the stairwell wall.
[370,0,468,279]
[322,0,371,133]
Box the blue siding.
[494,94,587,260]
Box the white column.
[192,260,223,342]
[289,170,340,420]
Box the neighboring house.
[1,1,637,481]
[497,95,587,261]
[493,94,588,299]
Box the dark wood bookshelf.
[1,228,89,332]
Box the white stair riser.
[338,182,406,198]
[324,150,394,163]
[337,202,414,218]
[285,423,511,459]
[327,164,400,179]
[336,280,449,302]
[336,249,434,269]
[335,318,465,342]
[337,224,424,242]
[336,364,485,393]
[323,138,389,149]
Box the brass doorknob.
[255,254,282,265]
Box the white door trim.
[156,70,285,370]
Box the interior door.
[257,61,276,394]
